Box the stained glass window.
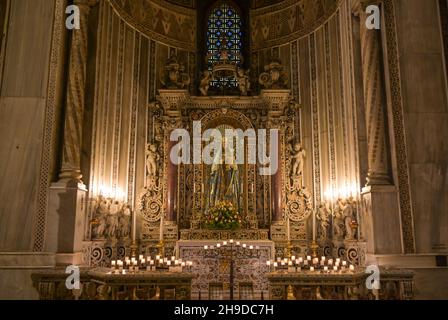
[207,2,243,88]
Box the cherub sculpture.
[236,68,251,96]
[291,143,305,178]
[145,143,159,177]
[199,70,213,96]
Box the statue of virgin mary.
[206,136,242,214]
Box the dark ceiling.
[164,0,285,9]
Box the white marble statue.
[236,68,250,96]
[291,143,305,185]
[333,199,346,240]
[344,198,356,240]
[119,205,132,239]
[106,200,120,238]
[199,70,213,96]
[145,144,159,177]
[317,202,331,239]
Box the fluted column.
[358,1,391,186]
[59,0,98,181]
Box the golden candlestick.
[286,241,293,258]
[310,240,319,258]
[157,239,165,257]
[130,240,138,258]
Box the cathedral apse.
[2,0,446,302]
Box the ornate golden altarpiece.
[133,89,313,298]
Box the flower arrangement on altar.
[206,201,242,230]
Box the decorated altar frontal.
[177,239,274,300]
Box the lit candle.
[310,267,315,272]
[333,266,338,272]
[298,257,303,263]
[249,245,254,250]
[288,261,293,266]
[150,260,154,265]
[321,256,326,262]
[139,255,144,260]
[223,241,228,246]
[236,242,241,246]
[230,239,234,244]
[349,265,355,272]
[324,266,328,272]
[342,261,347,267]
[111,260,116,267]
[307,256,312,261]
[167,261,171,266]
[273,262,278,268]
[181,262,186,267]
[159,259,163,264]
[171,256,175,261]
[175,260,179,266]
[336,258,341,264]
[328,259,333,266]
[304,260,308,266]
[156,255,160,260]
[204,245,209,250]
[267,261,271,266]
[217,243,221,248]
[242,244,247,248]
[291,256,296,261]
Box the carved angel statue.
[333,199,346,240]
[145,144,159,177]
[344,197,356,240]
[236,68,251,96]
[199,70,213,96]
[91,195,109,239]
[118,205,131,239]
[106,200,121,238]
[316,202,331,239]
[291,143,306,188]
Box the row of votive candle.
[266,256,356,273]
[204,239,260,251]
[111,255,193,272]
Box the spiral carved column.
[59,0,98,181]
[358,1,391,186]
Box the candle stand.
[202,240,261,300]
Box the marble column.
[262,90,290,243]
[167,139,179,222]
[358,1,391,186]
[46,0,98,265]
[355,1,402,255]
[59,0,98,181]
